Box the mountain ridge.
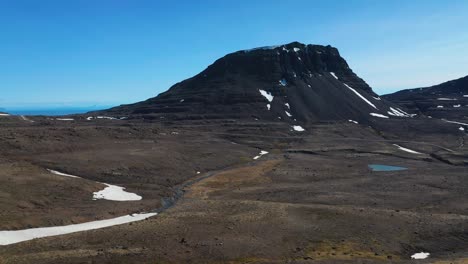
[383,75,468,119]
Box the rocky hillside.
[101,42,411,123]
[384,75,468,120]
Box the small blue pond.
[368,164,407,172]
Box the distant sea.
[3,106,115,116]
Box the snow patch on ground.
[370,113,389,119]
[293,47,300,52]
[453,104,461,108]
[285,103,290,109]
[397,108,416,117]
[285,111,292,117]
[443,119,468,126]
[372,96,381,100]
[0,213,157,245]
[267,104,271,110]
[292,125,305,132]
[97,116,117,120]
[93,184,142,201]
[411,252,430,259]
[460,127,465,131]
[259,89,274,102]
[56,118,74,121]
[437,98,457,100]
[393,144,422,154]
[329,72,338,79]
[253,150,269,160]
[348,120,358,124]
[48,169,80,179]
[279,79,287,86]
[87,116,118,121]
[437,105,444,108]
[48,170,142,202]
[0,113,10,116]
[344,84,377,109]
[387,107,410,117]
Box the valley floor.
[0,116,467,263]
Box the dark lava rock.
[100,42,406,124]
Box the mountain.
[383,75,468,119]
[101,42,410,123]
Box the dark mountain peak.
[198,42,373,95]
[102,43,408,123]
[240,41,334,54]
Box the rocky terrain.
[0,43,467,263]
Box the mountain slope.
[102,42,409,123]
[383,75,468,119]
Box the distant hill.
[383,75,468,119]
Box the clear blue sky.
[1,0,467,108]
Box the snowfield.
[344,83,377,109]
[253,150,269,160]
[393,144,422,154]
[48,169,142,201]
[387,107,410,117]
[93,184,142,201]
[411,252,430,259]
[292,125,305,132]
[437,98,457,101]
[370,113,389,119]
[0,213,157,245]
[259,89,274,102]
[329,72,338,79]
[47,169,80,178]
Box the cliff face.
[384,75,468,119]
[103,42,407,123]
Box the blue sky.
[1,0,467,108]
